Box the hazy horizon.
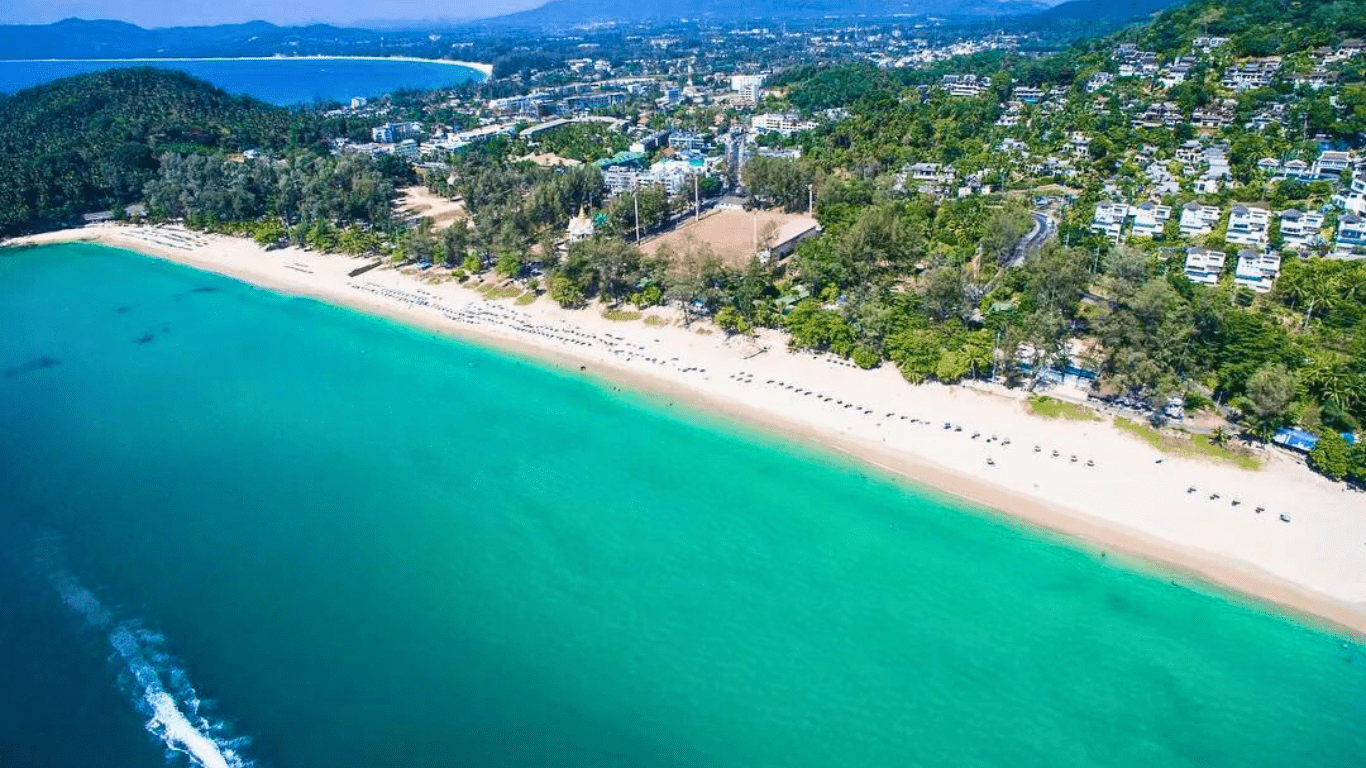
[0,0,546,28]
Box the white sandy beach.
[8,223,1366,636]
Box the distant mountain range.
[0,17,383,59]
[481,0,1052,27]
[0,0,1178,61]
[1033,0,1188,22]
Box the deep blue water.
[0,58,483,105]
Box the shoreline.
[0,55,494,79]
[6,224,1366,639]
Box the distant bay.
[0,57,486,105]
[1,243,1364,768]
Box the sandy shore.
[7,224,1366,637]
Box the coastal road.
[1010,211,1055,267]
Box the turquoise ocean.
[0,58,484,105]
[0,243,1363,768]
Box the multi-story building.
[1221,59,1281,90]
[1335,214,1366,259]
[1179,204,1223,238]
[730,74,766,93]
[1159,58,1197,87]
[371,121,423,143]
[1184,247,1227,285]
[1091,202,1130,243]
[751,113,816,136]
[668,132,707,153]
[1130,202,1172,239]
[1332,165,1366,215]
[1277,209,1326,250]
[1314,150,1354,177]
[1234,249,1282,293]
[1193,36,1229,53]
[1086,72,1115,92]
[602,166,643,197]
[1013,85,1044,103]
[940,74,987,97]
[1226,205,1272,247]
[1133,101,1182,128]
[908,162,955,183]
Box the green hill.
[0,67,313,235]
[1138,0,1366,56]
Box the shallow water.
[1,244,1363,768]
[0,58,483,104]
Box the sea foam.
[39,545,252,768]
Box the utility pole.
[694,173,700,222]
[808,183,814,216]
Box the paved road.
[1010,211,1055,267]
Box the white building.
[371,121,423,143]
[567,209,595,242]
[1086,72,1116,92]
[1184,247,1226,286]
[757,218,822,264]
[1179,203,1222,238]
[940,74,988,97]
[1221,59,1281,91]
[1234,248,1282,293]
[1226,205,1271,247]
[909,162,955,183]
[1067,132,1091,158]
[1333,169,1366,215]
[1130,202,1172,239]
[751,113,816,136]
[730,74,766,93]
[1091,202,1130,243]
[602,166,643,197]
[1277,209,1325,250]
[1314,150,1353,177]
[1335,214,1366,259]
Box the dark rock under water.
[3,356,61,378]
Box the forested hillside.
[1139,0,1366,55]
[0,68,318,234]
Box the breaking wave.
[38,543,254,768]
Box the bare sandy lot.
[643,208,807,268]
[397,186,467,229]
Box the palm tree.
[1211,426,1230,446]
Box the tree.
[921,266,967,322]
[1308,431,1350,481]
[980,210,1030,266]
[548,274,586,308]
[714,307,752,336]
[1243,363,1298,438]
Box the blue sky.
[1,0,545,27]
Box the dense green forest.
[0,68,330,234]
